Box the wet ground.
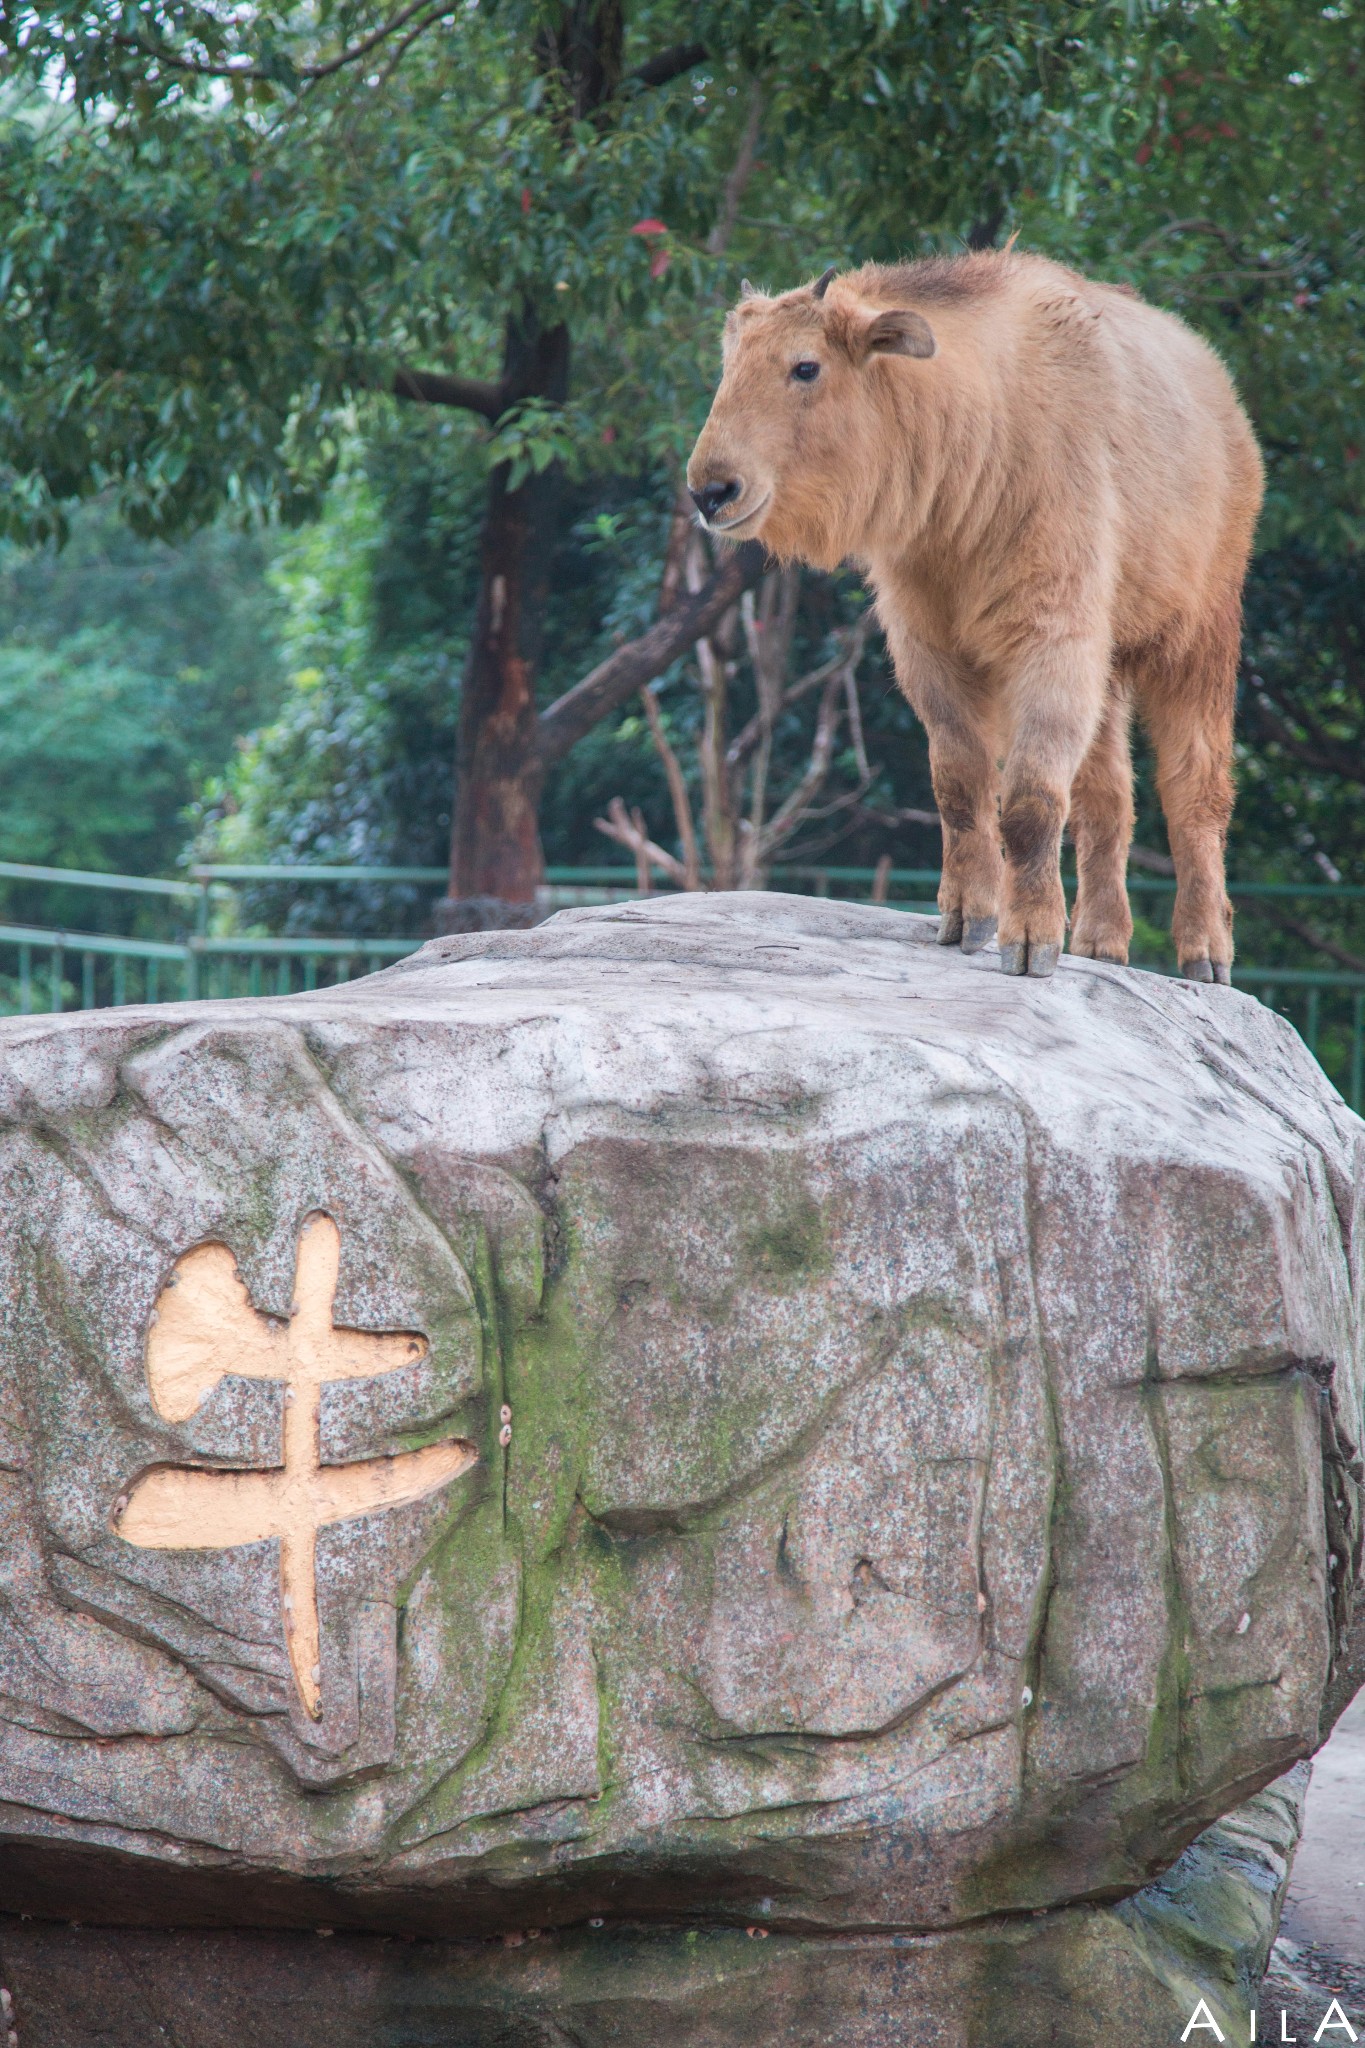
[1258,1691,1365,2043]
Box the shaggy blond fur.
[686,252,1264,979]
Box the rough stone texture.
[0,1769,1311,2046]
[0,894,1360,2043]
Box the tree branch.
[536,541,766,769]
[1246,681,1365,786]
[594,797,690,889]
[640,688,702,889]
[706,85,762,257]
[856,802,941,831]
[656,491,695,616]
[1134,217,1244,258]
[1127,843,1175,874]
[1238,901,1365,976]
[754,669,846,861]
[390,366,505,419]
[630,41,708,91]
[371,5,449,91]
[115,0,446,83]
[726,613,871,774]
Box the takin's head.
[686,266,936,570]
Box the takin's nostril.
[690,479,742,522]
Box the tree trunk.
[435,0,625,934]
[436,309,568,933]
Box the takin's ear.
[861,306,936,361]
[833,303,937,364]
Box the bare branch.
[856,802,941,831]
[726,613,871,774]
[630,41,708,91]
[1237,901,1365,975]
[536,541,766,768]
[391,366,505,419]
[706,85,763,258]
[843,660,870,783]
[682,530,738,887]
[697,626,735,887]
[871,854,893,905]
[640,689,702,890]
[594,798,690,889]
[1133,217,1244,259]
[629,807,653,894]
[737,566,799,876]
[656,491,694,617]
[1128,843,1175,875]
[1246,680,1365,786]
[755,669,845,862]
[372,5,450,90]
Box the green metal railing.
[0,860,1361,1111]
[0,924,423,1011]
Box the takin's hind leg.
[1141,603,1238,983]
[1069,691,1135,966]
[889,632,1002,952]
[997,633,1110,977]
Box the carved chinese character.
[115,1213,477,1718]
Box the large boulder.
[0,894,1360,2045]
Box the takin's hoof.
[937,910,964,946]
[999,940,1060,978]
[961,916,998,955]
[1070,936,1130,966]
[1180,957,1231,986]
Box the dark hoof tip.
[1212,961,1231,986]
[1094,952,1128,967]
[999,943,1026,977]
[961,916,998,955]
[1180,958,1215,984]
[937,912,964,947]
[1027,943,1060,979]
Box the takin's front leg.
[889,632,1002,953]
[998,635,1110,977]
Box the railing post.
[184,941,199,1003]
[18,942,30,1015]
[51,942,64,1014]
[1353,992,1364,1116]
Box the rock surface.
[0,894,1360,2043]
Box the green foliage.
[195,421,682,929]
[0,505,284,928]
[0,635,183,873]
[0,2,1164,535]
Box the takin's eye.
[790,360,821,383]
